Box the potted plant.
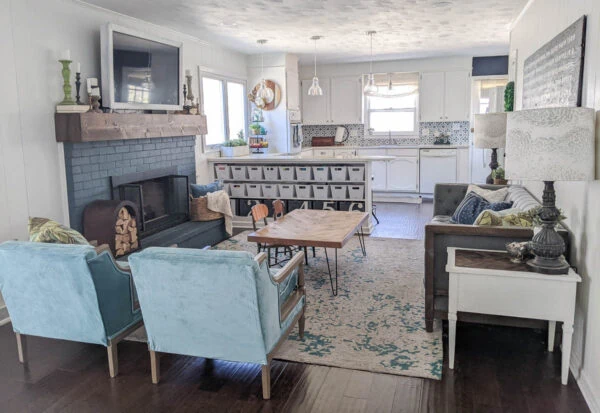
[220,138,250,157]
[492,167,508,185]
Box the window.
[365,72,419,135]
[201,76,247,145]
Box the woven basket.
[190,195,224,222]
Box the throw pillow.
[467,184,509,203]
[452,192,490,225]
[474,208,535,227]
[452,193,513,225]
[190,181,223,198]
[28,217,89,245]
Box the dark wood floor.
[0,322,589,413]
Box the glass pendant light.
[379,73,418,98]
[363,31,378,96]
[256,39,274,104]
[307,36,323,96]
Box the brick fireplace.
[63,136,196,232]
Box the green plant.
[528,206,566,226]
[504,81,514,112]
[492,167,505,180]
[237,130,244,140]
[222,138,247,147]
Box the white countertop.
[306,144,469,150]
[208,154,396,164]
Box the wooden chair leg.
[312,247,316,257]
[150,350,160,384]
[299,310,305,339]
[16,333,27,363]
[107,343,118,378]
[261,362,271,400]
[303,247,308,265]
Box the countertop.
[306,144,469,150]
[208,154,396,164]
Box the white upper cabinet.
[301,78,330,124]
[301,76,363,125]
[419,72,445,122]
[330,76,362,124]
[419,70,471,122]
[444,71,471,122]
[286,69,300,111]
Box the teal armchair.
[128,247,306,399]
[0,242,143,377]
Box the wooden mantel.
[54,113,207,143]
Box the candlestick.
[185,73,194,103]
[75,72,82,105]
[58,60,75,105]
[61,49,71,61]
[76,62,81,73]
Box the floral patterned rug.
[214,231,443,380]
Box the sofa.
[0,242,143,377]
[424,183,570,332]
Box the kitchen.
[208,52,498,227]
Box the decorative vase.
[494,178,508,185]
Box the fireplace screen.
[113,171,189,237]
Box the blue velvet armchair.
[128,247,306,399]
[0,242,143,377]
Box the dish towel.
[207,190,233,235]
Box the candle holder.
[58,60,75,105]
[186,73,194,103]
[75,72,83,105]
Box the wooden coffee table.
[248,209,368,295]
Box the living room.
[0,0,599,412]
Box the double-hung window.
[201,75,247,146]
[364,72,419,135]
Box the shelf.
[54,113,207,143]
[230,196,365,201]
[222,179,365,184]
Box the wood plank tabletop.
[247,209,368,249]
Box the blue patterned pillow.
[190,181,223,198]
[452,192,513,224]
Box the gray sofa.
[424,183,570,332]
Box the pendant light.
[363,31,378,96]
[308,36,323,96]
[379,73,419,98]
[256,39,274,104]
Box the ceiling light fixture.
[308,35,323,96]
[256,39,274,104]
[363,31,378,96]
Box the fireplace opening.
[111,167,189,238]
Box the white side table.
[446,247,581,385]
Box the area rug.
[214,231,443,380]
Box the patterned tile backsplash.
[302,121,470,147]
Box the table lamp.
[474,113,507,184]
[505,107,595,274]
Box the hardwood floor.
[370,201,433,240]
[0,322,589,412]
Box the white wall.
[510,1,600,411]
[0,0,247,242]
[299,56,472,80]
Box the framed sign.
[522,16,586,109]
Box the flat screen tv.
[101,24,183,111]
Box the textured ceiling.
[84,0,527,64]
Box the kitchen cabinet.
[386,156,419,192]
[301,76,363,125]
[330,76,362,124]
[286,69,300,110]
[444,71,471,122]
[419,70,471,122]
[358,149,386,190]
[456,147,470,183]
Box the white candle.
[61,49,71,61]
[76,62,81,73]
[185,69,191,77]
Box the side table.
[445,247,581,385]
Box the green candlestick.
[58,60,75,105]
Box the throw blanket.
[207,190,233,235]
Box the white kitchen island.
[208,153,394,234]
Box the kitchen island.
[208,153,394,234]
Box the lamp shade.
[473,113,507,148]
[505,107,595,181]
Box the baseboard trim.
[571,347,600,413]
